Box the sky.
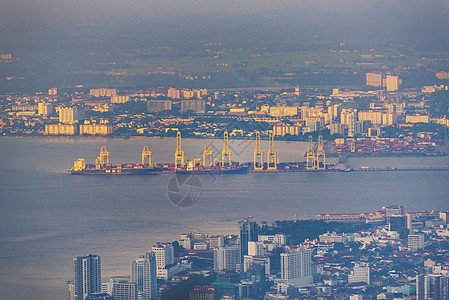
[1,0,449,60]
[1,0,449,32]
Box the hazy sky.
[1,0,449,51]
[2,0,449,22]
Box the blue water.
[0,137,448,299]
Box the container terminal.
[66,131,449,175]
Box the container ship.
[66,132,329,175]
[68,161,162,175]
[176,161,249,174]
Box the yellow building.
[406,115,429,124]
[167,88,181,99]
[366,72,383,87]
[38,103,53,116]
[89,88,117,97]
[45,124,78,135]
[110,95,130,103]
[79,124,114,136]
[358,110,383,125]
[269,106,298,117]
[48,87,57,95]
[59,107,84,124]
[382,112,398,126]
[273,124,301,136]
[385,75,401,91]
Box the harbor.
[66,131,449,175]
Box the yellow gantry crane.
[142,145,153,167]
[306,136,316,170]
[316,135,326,170]
[174,131,185,170]
[267,130,278,171]
[202,144,213,167]
[254,131,263,171]
[95,146,110,169]
[221,130,231,167]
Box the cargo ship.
[68,160,162,175]
[66,146,163,175]
[176,161,249,174]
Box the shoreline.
[1,136,446,158]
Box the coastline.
[1,136,446,158]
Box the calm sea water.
[0,137,448,299]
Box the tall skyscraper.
[214,246,240,272]
[131,252,157,300]
[341,108,357,137]
[239,219,258,263]
[280,248,313,287]
[151,242,174,268]
[408,233,425,251]
[417,274,449,300]
[73,254,101,300]
[385,75,401,91]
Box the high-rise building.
[67,280,75,300]
[151,242,174,268]
[341,108,357,137]
[73,254,101,300]
[112,280,137,300]
[167,88,181,99]
[214,246,240,272]
[59,107,84,124]
[366,72,383,87]
[208,236,225,249]
[382,112,398,126]
[348,262,370,284]
[242,260,267,298]
[147,100,172,112]
[102,277,137,300]
[131,253,157,300]
[387,215,407,238]
[235,280,259,300]
[189,285,214,300]
[110,95,130,103]
[408,233,425,251]
[358,110,383,125]
[258,233,286,246]
[384,205,405,216]
[38,102,53,116]
[417,274,449,300]
[244,255,270,275]
[385,75,401,91]
[280,248,313,287]
[79,124,114,136]
[273,124,301,136]
[406,114,430,124]
[45,124,78,135]
[247,241,264,256]
[239,219,258,263]
[181,99,206,113]
[330,123,345,135]
[90,88,117,97]
[48,87,58,95]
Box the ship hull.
[176,166,249,174]
[68,168,161,175]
